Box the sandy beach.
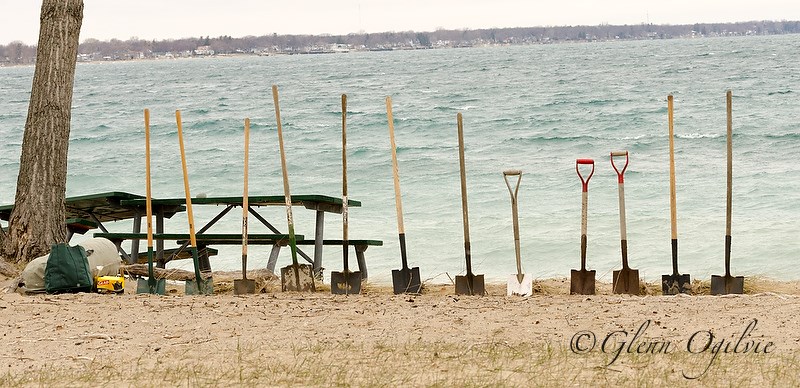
[1,273,798,387]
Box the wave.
[767,90,793,96]
[675,133,722,139]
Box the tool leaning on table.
[93,194,381,279]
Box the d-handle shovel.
[386,96,422,295]
[570,159,596,295]
[331,94,361,295]
[711,90,744,295]
[234,118,256,295]
[454,113,485,296]
[611,150,640,295]
[662,95,691,295]
[504,170,532,297]
[273,85,316,292]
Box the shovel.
[711,90,744,295]
[611,150,640,295]
[273,85,315,292]
[234,118,256,295]
[504,170,532,296]
[454,113,484,296]
[138,109,166,294]
[386,96,422,294]
[570,158,596,295]
[331,94,361,295]
[176,110,213,295]
[662,95,691,295]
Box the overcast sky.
[1,0,799,45]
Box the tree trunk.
[1,0,83,265]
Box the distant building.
[194,46,215,56]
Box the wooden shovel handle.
[242,118,250,260]
[386,96,406,235]
[668,95,677,240]
[144,109,154,249]
[175,110,198,248]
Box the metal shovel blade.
[507,274,533,297]
[233,279,256,295]
[711,274,744,295]
[136,278,166,295]
[330,270,362,295]
[612,268,640,295]
[455,274,485,296]
[661,274,691,295]
[185,277,214,295]
[281,264,316,292]
[570,269,596,295]
[392,267,422,294]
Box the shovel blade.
[507,274,533,297]
[455,274,485,296]
[711,274,744,295]
[233,279,256,295]
[330,270,362,295]
[392,267,422,294]
[136,278,166,295]
[570,269,596,295]
[612,269,640,295]
[661,274,692,295]
[281,264,316,292]
[185,277,214,295]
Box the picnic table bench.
[94,232,381,279]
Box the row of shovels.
[567,91,743,296]
[142,89,743,297]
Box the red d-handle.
[610,151,629,184]
[576,158,595,192]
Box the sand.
[1,275,799,386]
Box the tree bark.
[1,0,83,265]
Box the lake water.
[1,34,798,284]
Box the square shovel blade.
[330,270,362,295]
[613,269,640,295]
[455,274,485,296]
[507,274,533,296]
[233,279,256,295]
[392,267,422,294]
[661,274,691,295]
[710,274,744,295]
[570,269,596,295]
[281,264,316,292]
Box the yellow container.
[95,275,125,293]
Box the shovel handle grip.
[576,159,594,192]
[503,169,522,176]
[610,151,629,184]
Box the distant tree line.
[2,20,799,65]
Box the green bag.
[44,243,93,293]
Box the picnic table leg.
[156,207,165,268]
[355,244,369,280]
[248,206,314,265]
[313,209,324,275]
[267,243,282,273]
[130,208,142,265]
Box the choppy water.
[1,35,799,284]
